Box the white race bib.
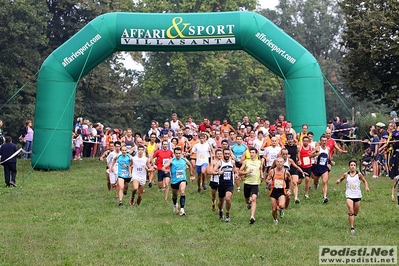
[319,157,327,165]
[176,170,184,179]
[136,167,143,173]
[303,157,310,165]
[121,169,129,178]
[223,172,231,180]
[274,179,284,189]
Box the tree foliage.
[260,0,354,121]
[339,0,399,107]
[0,0,48,137]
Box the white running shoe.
[173,204,178,213]
[179,208,186,216]
[274,219,278,225]
[294,197,300,204]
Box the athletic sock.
[180,195,186,208]
[172,197,177,205]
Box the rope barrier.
[331,127,357,133]
[0,148,23,164]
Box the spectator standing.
[370,129,380,179]
[75,117,83,133]
[22,120,34,159]
[0,136,18,187]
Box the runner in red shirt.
[298,136,316,199]
[325,128,347,158]
[152,140,174,201]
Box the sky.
[258,0,279,9]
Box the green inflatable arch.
[33,11,325,170]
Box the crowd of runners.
[72,113,392,232]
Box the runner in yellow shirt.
[239,147,262,224]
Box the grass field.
[0,155,398,266]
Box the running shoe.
[225,213,230,222]
[219,210,224,220]
[212,202,216,211]
[274,219,278,225]
[305,194,309,199]
[179,208,186,216]
[247,203,252,210]
[350,228,355,238]
[314,184,318,190]
[123,188,128,195]
[148,182,153,188]
[249,217,255,224]
[10,181,17,187]
[202,183,207,190]
[323,197,329,203]
[118,201,123,206]
[173,204,178,213]
[279,209,284,218]
[129,199,135,206]
[237,187,241,192]
[294,197,300,204]
[197,188,201,193]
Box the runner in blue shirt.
[162,147,194,216]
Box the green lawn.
[0,156,398,265]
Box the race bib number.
[162,158,169,165]
[176,170,184,179]
[237,155,242,161]
[136,167,143,173]
[121,169,129,178]
[319,157,327,165]
[274,179,284,189]
[270,154,277,160]
[349,183,358,190]
[223,172,231,180]
[199,155,206,161]
[303,157,310,165]
[247,166,255,176]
